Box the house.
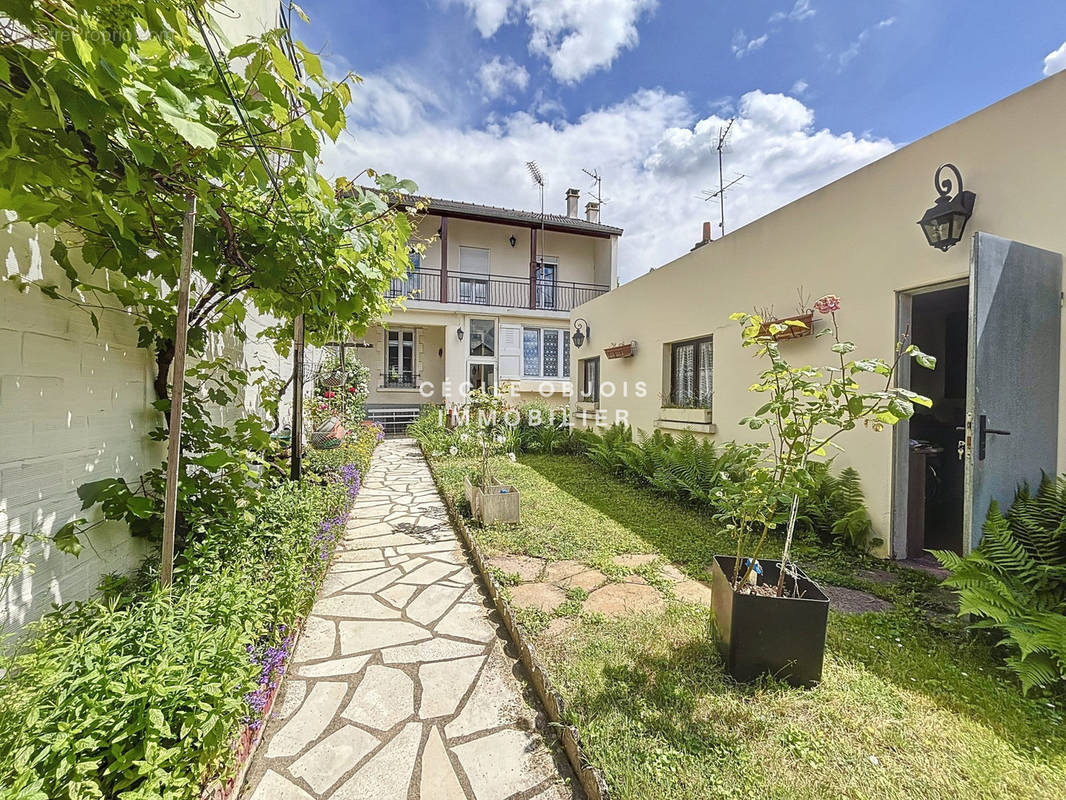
[568,71,1066,561]
[352,190,621,433]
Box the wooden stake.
[160,195,196,588]
[290,313,305,481]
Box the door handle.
[978,414,1011,461]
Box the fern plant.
[932,474,1066,693]
[796,464,875,550]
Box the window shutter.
[459,246,490,275]
[499,323,523,379]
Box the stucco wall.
[570,71,1066,556]
[415,215,610,286]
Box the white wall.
[1,221,158,631]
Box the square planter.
[710,555,829,687]
[659,406,713,424]
[464,475,521,524]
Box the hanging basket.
[758,312,814,341]
[311,418,346,449]
[604,341,637,359]
[318,368,345,388]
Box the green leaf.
[52,520,84,557]
[125,496,155,519]
[194,451,233,469]
[77,478,125,510]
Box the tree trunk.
[154,339,175,407]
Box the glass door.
[535,260,557,309]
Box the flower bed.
[0,425,381,800]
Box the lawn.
[429,453,1066,800]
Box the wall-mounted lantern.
[509,235,517,248]
[572,318,591,348]
[918,163,976,251]
[457,326,464,341]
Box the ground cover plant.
[0,424,380,800]
[425,450,1066,800]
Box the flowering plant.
[727,295,936,594]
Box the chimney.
[585,201,600,224]
[691,221,713,251]
[566,188,580,218]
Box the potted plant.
[459,390,521,524]
[712,294,936,686]
[604,340,637,359]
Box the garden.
[410,306,1066,799]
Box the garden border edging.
[421,444,611,800]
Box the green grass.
[429,452,1066,800]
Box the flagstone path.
[242,438,574,800]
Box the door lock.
[957,440,966,461]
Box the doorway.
[899,284,969,558]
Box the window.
[670,336,712,408]
[469,318,495,358]
[520,327,569,378]
[385,329,416,387]
[459,246,489,305]
[580,357,600,404]
[390,250,422,297]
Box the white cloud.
[838,17,895,68]
[449,0,658,83]
[732,29,769,59]
[328,79,896,281]
[449,0,515,36]
[790,79,809,96]
[477,56,530,100]
[769,0,815,24]
[1043,39,1066,76]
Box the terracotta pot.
[758,312,814,341]
[604,341,636,359]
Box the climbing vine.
[0,0,418,546]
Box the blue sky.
[291,1,1066,282]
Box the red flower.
[814,294,842,314]
[347,386,356,393]
[324,390,335,399]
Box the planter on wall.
[465,474,521,524]
[710,555,829,687]
[659,406,713,424]
[604,341,637,359]
[759,312,814,341]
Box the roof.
[393,193,623,239]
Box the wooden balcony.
[386,268,608,312]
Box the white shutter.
[499,323,523,379]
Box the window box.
[576,401,597,413]
[654,419,717,434]
[759,312,814,341]
[659,406,713,424]
[604,341,637,359]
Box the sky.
[290,1,1066,284]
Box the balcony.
[380,370,421,390]
[386,268,608,312]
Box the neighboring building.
[569,71,1066,561]
[352,191,621,432]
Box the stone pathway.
[243,439,574,800]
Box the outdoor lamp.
[572,318,590,348]
[509,235,517,248]
[456,326,464,341]
[918,163,976,251]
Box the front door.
[963,232,1062,552]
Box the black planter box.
[710,555,830,687]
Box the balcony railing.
[380,370,421,390]
[386,268,608,312]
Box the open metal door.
[964,232,1062,552]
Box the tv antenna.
[526,160,546,261]
[582,167,604,206]
[701,118,744,235]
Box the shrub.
[0,447,376,799]
[933,474,1066,693]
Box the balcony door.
[535,256,558,309]
[459,246,489,305]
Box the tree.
[0,0,419,547]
